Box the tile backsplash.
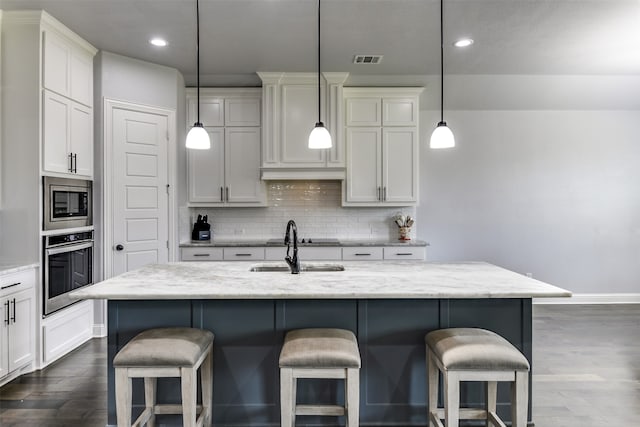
[180,181,417,242]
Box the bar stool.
[279,328,361,427]
[425,328,530,427]
[113,327,214,427]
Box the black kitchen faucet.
[284,220,301,274]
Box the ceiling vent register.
[353,55,383,64]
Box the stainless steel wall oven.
[43,176,92,231]
[43,231,93,316]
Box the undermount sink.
[250,263,344,272]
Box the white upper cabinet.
[258,72,349,180]
[186,88,265,207]
[43,28,94,107]
[39,16,97,178]
[343,88,423,207]
[42,90,93,177]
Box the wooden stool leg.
[144,377,157,427]
[280,368,294,427]
[427,350,439,427]
[115,368,131,427]
[486,381,497,427]
[201,347,214,426]
[443,371,459,427]
[511,371,529,427]
[346,368,360,427]
[181,367,198,427]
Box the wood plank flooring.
[0,304,638,426]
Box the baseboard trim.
[93,323,107,337]
[534,293,640,305]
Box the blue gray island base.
[107,298,533,426]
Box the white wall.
[418,75,640,294]
[93,51,184,328]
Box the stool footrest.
[296,404,346,416]
[429,409,508,427]
[153,403,203,414]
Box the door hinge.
[166,184,170,194]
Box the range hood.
[258,72,349,181]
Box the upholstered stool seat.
[425,328,530,427]
[279,328,361,427]
[114,327,214,427]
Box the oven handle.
[46,241,94,255]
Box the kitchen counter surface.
[180,239,428,247]
[0,262,39,276]
[71,261,570,300]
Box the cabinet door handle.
[355,253,372,256]
[1,281,21,290]
[68,153,74,172]
[383,187,387,201]
[193,253,211,257]
[3,301,9,325]
[377,187,381,201]
[10,298,16,323]
[235,253,252,257]
[226,187,229,202]
[220,187,224,202]
[396,253,413,256]
[73,153,78,173]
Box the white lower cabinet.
[1,269,36,381]
[181,245,424,261]
[181,247,224,261]
[342,247,384,261]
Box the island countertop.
[71,261,571,300]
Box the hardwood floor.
[0,304,638,426]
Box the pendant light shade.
[186,0,210,150]
[430,121,455,148]
[430,0,455,149]
[309,122,332,149]
[308,0,332,150]
[186,123,210,149]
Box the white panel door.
[187,128,225,204]
[8,289,34,372]
[42,90,71,175]
[112,107,169,276]
[42,30,71,97]
[225,127,264,203]
[70,102,93,177]
[383,127,417,203]
[281,85,325,165]
[346,127,381,203]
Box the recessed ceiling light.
[150,38,168,47]
[453,38,474,48]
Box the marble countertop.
[181,239,428,247]
[0,262,39,276]
[70,261,571,300]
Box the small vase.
[399,227,411,240]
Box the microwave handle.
[46,241,93,256]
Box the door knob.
[115,244,124,251]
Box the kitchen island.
[72,261,570,426]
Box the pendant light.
[430,0,455,149]
[186,0,210,149]
[308,0,332,149]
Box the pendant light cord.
[196,0,201,124]
[439,0,444,123]
[317,0,322,123]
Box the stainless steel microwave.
[43,176,92,230]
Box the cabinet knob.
[115,244,124,251]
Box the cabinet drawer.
[1,269,35,296]
[383,247,425,260]
[223,247,265,261]
[342,247,383,261]
[180,247,223,261]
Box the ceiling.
[1,0,639,86]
